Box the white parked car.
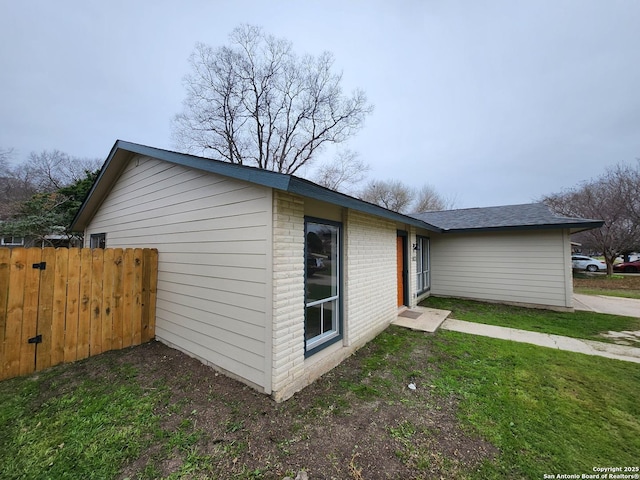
[571,255,607,272]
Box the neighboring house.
[0,233,81,249]
[71,141,603,401]
[1,216,82,249]
[0,235,25,247]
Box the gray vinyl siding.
[84,155,271,389]
[430,229,573,308]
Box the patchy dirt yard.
[12,278,635,479]
[574,273,640,294]
[39,330,496,479]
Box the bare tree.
[413,184,457,212]
[0,147,13,172]
[0,147,35,220]
[542,160,640,274]
[23,150,101,192]
[314,150,370,193]
[359,180,414,213]
[172,25,373,174]
[359,179,455,214]
[0,149,13,219]
[608,160,640,226]
[0,149,101,226]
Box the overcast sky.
[2,1,639,208]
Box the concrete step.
[392,307,451,333]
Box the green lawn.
[574,287,640,299]
[428,330,640,478]
[421,296,640,343]
[1,308,639,478]
[0,362,167,480]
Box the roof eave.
[440,221,604,234]
[71,140,442,233]
[70,141,131,231]
[286,178,441,232]
[567,221,605,235]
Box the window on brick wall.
[416,236,430,294]
[304,218,342,355]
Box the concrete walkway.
[440,319,640,364]
[573,293,640,318]
[394,297,640,364]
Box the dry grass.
[573,273,640,299]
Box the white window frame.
[304,218,342,355]
[1,236,25,246]
[416,236,430,294]
[90,233,106,249]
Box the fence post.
[111,248,124,350]
[131,248,143,346]
[51,248,69,368]
[77,248,92,360]
[20,249,42,376]
[146,249,158,341]
[0,249,11,380]
[122,249,134,348]
[35,248,56,373]
[101,248,115,353]
[89,248,104,356]
[64,248,81,363]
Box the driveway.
[574,293,640,318]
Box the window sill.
[304,333,342,358]
[304,338,344,367]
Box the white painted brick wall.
[270,202,401,401]
[271,191,306,401]
[344,210,397,346]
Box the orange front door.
[397,236,404,306]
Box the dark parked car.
[613,259,640,273]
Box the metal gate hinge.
[28,335,42,344]
[32,262,46,270]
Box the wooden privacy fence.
[0,247,158,381]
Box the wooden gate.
[0,247,158,381]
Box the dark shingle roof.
[410,203,603,233]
